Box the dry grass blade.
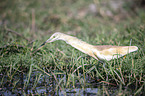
[5,28,30,41]
[51,71,62,91]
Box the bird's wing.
[94,45,138,56]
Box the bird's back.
[94,45,138,61]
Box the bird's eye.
[53,36,56,38]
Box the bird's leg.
[103,62,106,68]
[98,60,108,80]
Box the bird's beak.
[33,38,52,53]
[46,38,52,43]
[39,38,52,48]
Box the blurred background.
[0,0,145,41]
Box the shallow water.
[59,88,98,96]
[0,71,133,95]
[0,87,98,96]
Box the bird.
[35,32,138,61]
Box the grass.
[0,0,145,95]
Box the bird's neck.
[61,35,97,53]
[58,34,99,60]
[62,35,93,47]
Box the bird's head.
[46,32,62,43]
[38,32,64,48]
[33,32,64,53]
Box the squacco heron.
[36,32,138,61]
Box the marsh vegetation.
[0,0,145,95]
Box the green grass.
[0,0,145,95]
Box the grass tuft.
[0,0,145,95]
